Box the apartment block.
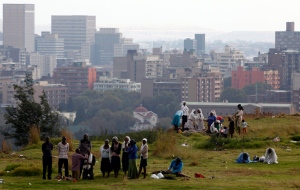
[181,71,223,102]
[53,61,96,98]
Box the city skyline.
[1,0,300,34]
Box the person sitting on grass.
[236,152,252,163]
[166,157,189,177]
[264,148,278,164]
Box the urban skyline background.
[1,0,299,42]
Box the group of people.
[172,102,249,138]
[42,134,94,181]
[99,136,148,179]
[42,134,149,181]
[236,147,278,164]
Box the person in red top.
[72,148,88,180]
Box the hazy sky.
[1,0,300,33]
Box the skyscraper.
[275,22,300,50]
[184,38,197,52]
[35,32,65,58]
[195,34,205,55]
[3,4,35,52]
[51,15,96,59]
[94,28,122,65]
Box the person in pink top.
[72,148,88,180]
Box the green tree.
[243,82,272,95]
[73,105,86,125]
[39,91,62,137]
[220,87,247,103]
[223,77,232,89]
[100,95,123,112]
[3,74,43,146]
[66,97,74,112]
[73,96,91,110]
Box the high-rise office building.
[26,53,57,78]
[184,38,197,52]
[195,34,205,55]
[51,15,96,59]
[94,28,122,65]
[35,32,64,58]
[275,22,300,50]
[3,4,35,52]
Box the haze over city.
[1,0,300,41]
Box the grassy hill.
[0,114,300,189]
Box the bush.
[291,135,300,141]
[11,166,42,176]
[4,164,22,171]
[153,129,177,157]
[1,139,11,153]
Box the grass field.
[0,115,300,190]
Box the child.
[241,119,249,134]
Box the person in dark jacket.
[42,136,53,180]
[110,136,122,177]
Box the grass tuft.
[11,166,42,176]
[29,126,40,145]
[4,164,22,171]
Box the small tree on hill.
[2,74,61,146]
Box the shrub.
[153,129,177,157]
[61,128,74,151]
[4,164,22,171]
[29,126,40,145]
[11,166,42,176]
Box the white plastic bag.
[157,172,164,179]
[151,174,159,179]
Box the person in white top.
[100,139,111,177]
[264,148,278,164]
[138,138,148,179]
[186,109,196,129]
[235,104,244,135]
[181,102,189,131]
[58,136,69,178]
[195,108,205,131]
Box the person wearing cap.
[167,157,183,175]
[138,138,148,179]
[121,136,130,177]
[181,102,189,131]
[79,134,92,178]
[110,136,122,177]
[100,139,111,177]
[127,139,138,179]
[58,136,69,178]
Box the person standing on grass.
[138,138,148,179]
[100,139,111,177]
[206,112,216,134]
[127,139,138,179]
[121,136,130,177]
[181,101,189,131]
[228,116,235,138]
[58,136,69,178]
[79,134,92,178]
[42,136,53,180]
[72,148,88,181]
[241,119,249,135]
[110,136,122,178]
[235,105,244,135]
[195,108,205,131]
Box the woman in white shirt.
[195,108,205,131]
[100,139,111,177]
